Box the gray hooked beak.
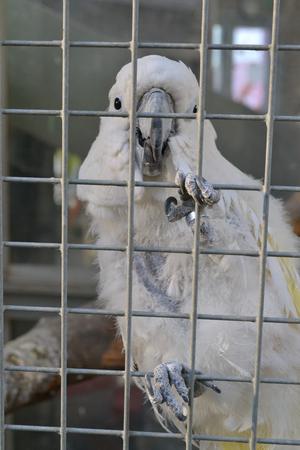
[136,88,175,176]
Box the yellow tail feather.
[221,427,269,450]
[220,234,300,450]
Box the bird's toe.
[183,172,220,207]
[144,361,189,421]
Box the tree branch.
[4,309,124,413]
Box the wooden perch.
[4,310,124,414]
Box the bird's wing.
[218,198,300,450]
[239,192,300,317]
[267,234,300,316]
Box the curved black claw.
[181,365,221,397]
[165,196,194,223]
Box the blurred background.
[1,0,300,449]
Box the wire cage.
[1,0,300,449]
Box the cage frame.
[1,0,300,448]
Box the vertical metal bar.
[250,1,280,449]
[60,1,70,450]
[122,0,139,449]
[0,34,5,450]
[186,1,210,449]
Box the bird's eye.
[193,105,198,113]
[114,97,122,110]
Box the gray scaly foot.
[144,361,221,422]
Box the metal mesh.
[1,0,300,448]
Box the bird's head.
[78,55,219,213]
[108,55,200,179]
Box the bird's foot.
[144,361,221,422]
[165,171,220,225]
[175,170,220,208]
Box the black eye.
[193,105,198,113]
[114,97,122,110]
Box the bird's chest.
[132,251,193,312]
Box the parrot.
[77,55,300,449]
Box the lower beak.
[137,88,174,176]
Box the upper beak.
[137,88,174,176]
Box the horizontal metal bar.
[2,40,300,52]
[71,41,130,49]
[71,41,201,50]
[3,423,300,445]
[5,304,300,325]
[70,110,198,119]
[208,43,300,52]
[3,176,300,194]
[277,44,300,51]
[3,108,300,122]
[4,305,60,313]
[206,113,266,121]
[70,109,129,118]
[257,437,300,446]
[266,250,300,258]
[271,185,300,192]
[139,42,200,49]
[5,424,61,433]
[5,365,60,374]
[2,108,195,119]
[0,40,196,50]
[2,108,61,116]
[6,364,300,387]
[66,308,300,325]
[68,243,126,251]
[208,113,300,122]
[3,241,60,249]
[67,368,124,376]
[67,310,300,327]
[1,176,262,191]
[0,109,268,120]
[63,111,300,122]
[274,114,300,122]
[208,44,269,51]
[4,424,180,439]
[1,40,61,47]
[3,240,300,259]
[69,41,195,50]
[209,43,300,52]
[0,109,269,121]
[68,427,124,437]
[2,176,60,184]
[46,246,300,259]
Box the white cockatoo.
[77,55,300,449]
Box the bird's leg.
[144,361,221,422]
